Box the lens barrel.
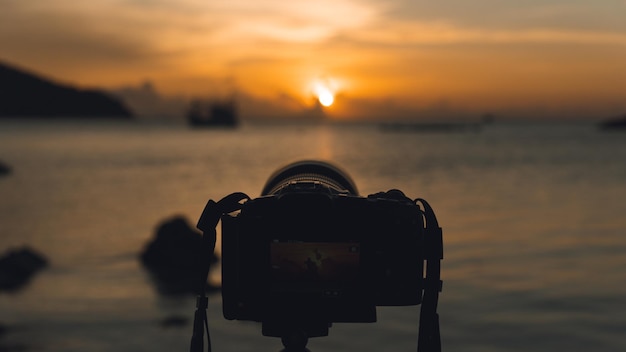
[261,160,358,196]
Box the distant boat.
[186,99,238,128]
[598,114,626,130]
[379,121,482,133]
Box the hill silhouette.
[0,61,133,118]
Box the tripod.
[264,321,328,352]
[279,330,311,352]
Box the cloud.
[342,21,626,46]
[376,0,626,31]
[202,0,376,44]
[0,3,158,64]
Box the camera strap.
[191,192,251,352]
[415,198,443,352]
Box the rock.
[0,247,48,292]
[140,216,219,295]
[0,161,10,176]
[599,114,626,130]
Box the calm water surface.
[0,119,625,352]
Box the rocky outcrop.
[0,247,48,291]
[140,216,219,295]
[0,61,133,118]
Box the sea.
[0,118,625,352]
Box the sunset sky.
[1,0,625,120]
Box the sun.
[317,88,334,107]
[312,80,337,107]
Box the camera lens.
[261,160,358,196]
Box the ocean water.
[0,119,625,352]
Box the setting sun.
[317,89,334,107]
[312,79,338,107]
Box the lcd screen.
[270,241,360,285]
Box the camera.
[215,160,436,340]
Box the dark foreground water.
[1,119,625,352]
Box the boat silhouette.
[187,99,238,128]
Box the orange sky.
[1,0,625,120]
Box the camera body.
[221,181,424,335]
